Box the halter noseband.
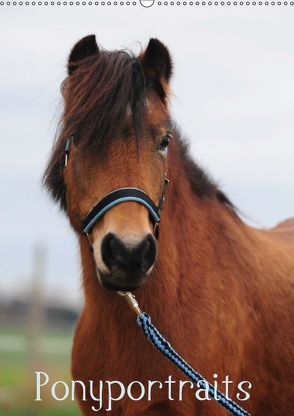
[82,187,161,234]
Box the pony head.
[44,36,173,291]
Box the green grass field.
[0,327,80,416]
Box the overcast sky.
[1,6,293,305]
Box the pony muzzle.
[98,232,157,291]
[82,187,162,290]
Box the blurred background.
[1,5,293,415]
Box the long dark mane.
[62,49,147,148]
[176,133,235,209]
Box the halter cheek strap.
[82,188,161,234]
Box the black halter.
[64,138,169,240]
[82,188,161,234]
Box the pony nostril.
[139,234,157,271]
[101,233,126,270]
[101,233,157,273]
[101,233,114,269]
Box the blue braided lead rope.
[137,313,250,416]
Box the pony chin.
[98,269,148,292]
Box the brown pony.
[44,36,293,415]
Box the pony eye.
[159,133,172,151]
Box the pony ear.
[140,38,173,83]
[68,34,98,75]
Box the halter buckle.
[64,137,72,167]
[86,232,93,250]
[164,176,170,186]
[154,221,160,239]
